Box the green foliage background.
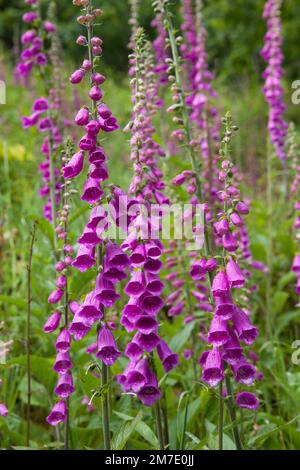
[0,0,299,80]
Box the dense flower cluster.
[261,0,288,161]
[17,0,62,223]
[117,29,178,406]
[46,0,122,426]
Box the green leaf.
[169,321,196,353]
[113,411,159,449]
[271,291,289,315]
[8,356,56,393]
[111,410,143,450]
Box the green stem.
[266,139,273,339]
[101,363,111,450]
[26,219,38,447]
[225,375,243,450]
[155,401,164,450]
[218,381,224,450]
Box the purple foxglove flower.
[70,68,85,84]
[90,163,109,182]
[122,298,143,321]
[130,245,146,265]
[232,308,258,345]
[75,107,90,126]
[78,226,101,246]
[86,119,101,136]
[135,332,160,353]
[144,258,163,274]
[56,329,71,353]
[76,291,103,326]
[172,173,187,186]
[93,72,106,85]
[95,275,121,307]
[202,349,224,387]
[96,325,121,366]
[208,315,230,346]
[214,219,230,236]
[21,30,36,44]
[168,301,184,317]
[125,270,145,296]
[215,293,235,320]
[226,258,245,288]
[230,212,244,227]
[98,116,119,132]
[157,340,179,373]
[23,12,38,23]
[120,314,135,332]
[126,358,151,392]
[48,289,64,305]
[53,352,72,374]
[190,259,207,280]
[89,86,103,102]
[69,315,90,341]
[125,341,143,360]
[134,315,158,335]
[145,272,164,295]
[205,258,218,272]
[82,59,93,71]
[35,53,48,67]
[87,205,107,229]
[44,21,56,33]
[145,241,162,259]
[22,111,41,129]
[69,301,80,315]
[88,147,106,165]
[105,241,130,268]
[43,312,61,333]
[292,254,300,273]
[232,359,256,385]
[38,117,52,132]
[222,232,239,252]
[138,292,163,316]
[236,392,259,410]
[46,400,67,426]
[0,403,8,416]
[54,373,74,399]
[103,264,128,284]
[33,98,49,112]
[81,177,104,204]
[72,245,96,272]
[98,103,112,119]
[79,135,96,151]
[236,201,249,215]
[198,350,209,367]
[137,369,162,407]
[222,330,243,364]
[56,276,67,289]
[212,270,230,297]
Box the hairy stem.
[26,219,38,447]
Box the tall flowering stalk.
[289,125,300,296]
[118,28,178,450]
[17,0,62,230]
[46,0,129,451]
[261,0,288,162]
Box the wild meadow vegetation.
[0,0,300,452]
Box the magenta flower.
[54,373,74,399]
[46,401,67,426]
[202,349,224,387]
[96,325,121,366]
[43,312,61,333]
[63,151,85,179]
[236,392,259,410]
[0,403,8,417]
[157,340,179,373]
